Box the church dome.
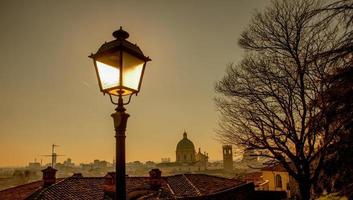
[176,132,195,151]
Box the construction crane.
[41,144,65,168]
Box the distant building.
[92,160,108,169]
[176,132,196,163]
[28,162,41,170]
[261,163,297,198]
[195,148,208,164]
[241,163,298,199]
[161,158,170,163]
[79,163,92,170]
[175,131,208,165]
[157,131,209,172]
[223,145,233,171]
[63,158,74,168]
[145,161,156,168]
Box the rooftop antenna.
[41,144,65,168]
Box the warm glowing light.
[94,52,145,95]
[109,88,133,96]
[96,61,120,90]
[123,52,145,90]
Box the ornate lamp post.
[89,27,151,200]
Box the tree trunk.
[298,180,311,200]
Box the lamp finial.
[113,27,129,40]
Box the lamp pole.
[89,27,151,200]
[111,94,129,200]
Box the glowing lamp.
[89,27,151,96]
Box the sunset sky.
[0,0,271,167]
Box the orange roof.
[0,180,42,200]
[1,174,247,199]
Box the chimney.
[41,166,57,188]
[104,172,116,185]
[149,168,162,190]
[103,172,116,199]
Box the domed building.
[176,132,196,163]
[157,131,209,173]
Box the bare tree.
[215,0,352,199]
[318,0,353,58]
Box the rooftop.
[0,178,63,200]
[0,180,43,200]
[176,132,195,151]
[0,173,247,200]
[261,163,289,172]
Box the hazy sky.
[0,0,271,167]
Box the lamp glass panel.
[96,61,120,90]
[122,52,145,90]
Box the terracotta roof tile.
[166,175,200,197]
[1,173,248,199]
[34,177,105,200]
[184,174,245,195]
[126,177,150,193]
[0,180,43,200]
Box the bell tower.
[223,145,233,171]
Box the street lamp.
[89,27,151,200]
